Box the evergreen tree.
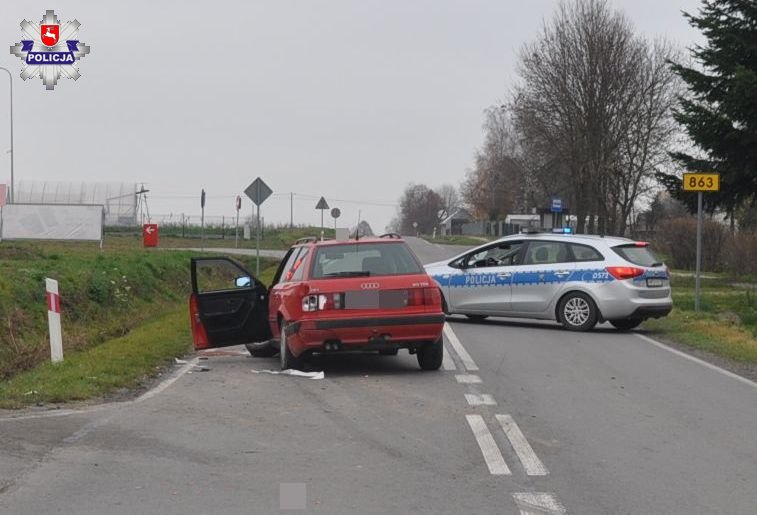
[660,0,757,218]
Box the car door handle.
[554,271,571,276]
[497,272,512,278]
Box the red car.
[189,234,446,370]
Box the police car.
[425,229,672,331]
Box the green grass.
[106,226,335,250]
[0,239,280,404]
[0,309,190,409]
[643,275,757,363]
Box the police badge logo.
[10,10,91,90]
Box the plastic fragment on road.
[251,369,324,380]
[174,358,188,364]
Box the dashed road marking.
[465,414,511,475]
[497,414,549,476]
[444,323,479,371]
[512,492,566,515]
[464,393,497,406]
[455,374,482,384]
[442,344,456,370]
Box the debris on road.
[251,369,324,380]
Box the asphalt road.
[1,237,755,514]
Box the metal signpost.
[330,207,341,233]
[234,195,241,248]
[682,172,720,312]
[316,197,329,234]
[200,188,206,251]
[244,177,273,275]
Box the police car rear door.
[448,240,524,315]
[509,240,576,315]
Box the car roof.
[293,236,407,248]
[493,232,634,247]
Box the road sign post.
[234,195,241,249]
[683,172,720,312]
[330,207,340,234]
[245,178,273,275]
[316,197,329,235]
[200,189,206,251]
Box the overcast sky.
[0,0,703,231]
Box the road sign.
[235,195,242,210]
[143,223,159,247]
[550,197,563,213]
[245,178,273,206]
[316,197,329,210]
[200,189,206,208]
[683,172,720,192]
[331,207,341,219]
[682,172,720,312]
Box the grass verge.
[0,309,190,409]
[642,275,757,364]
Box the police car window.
[465,242,523,268]
[569,243,603,262]
[523,241,570,265]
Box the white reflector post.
[45,278,63,363]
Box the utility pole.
[290,192,294,228]
[0,67,14,203]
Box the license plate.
[344,290,408,309]
[646,278,663,287]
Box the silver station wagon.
[425,230,672,331]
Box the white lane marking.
[635,333,757,389]
[442,343,456,370]
[496,414,549,476]
[455,374,482,384]
[444,323,479,371]
[465,414,511,475]
[513,492,566,515]
[465,393,497,406]
[136,359,199,402]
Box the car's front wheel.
[557,292,598,331]
[417,335,444,370]
[609,318,643,331]
[279,322,302,370]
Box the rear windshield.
[311,242,423,278]
[612,244,662,267]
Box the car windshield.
[612,244,663,267]
[311,242,423,278]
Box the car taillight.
[407,288,441,306]
[302,293,342,312]
[606,266,644,280]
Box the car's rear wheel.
[245,342,278,358]
[557,292,598,331]
[279,322,302,370]
[379,349,399,356]
[417,335,444,370]
[465,314,488,321]
[609,318,643,331]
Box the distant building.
[440,208,473,236]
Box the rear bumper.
[288,313,445,357]
[628,304,673,319]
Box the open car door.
[189,257,272,350]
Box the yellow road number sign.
[683,172,720,192]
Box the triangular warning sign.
[315,197,329,210]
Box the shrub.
[655,216,728,271]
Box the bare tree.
[511,0,679,235]
[462,107,527,219]
[435,184,461,221]
[397,183,445,235]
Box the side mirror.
[235,276,252,288]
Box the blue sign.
[550,197,563,213]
